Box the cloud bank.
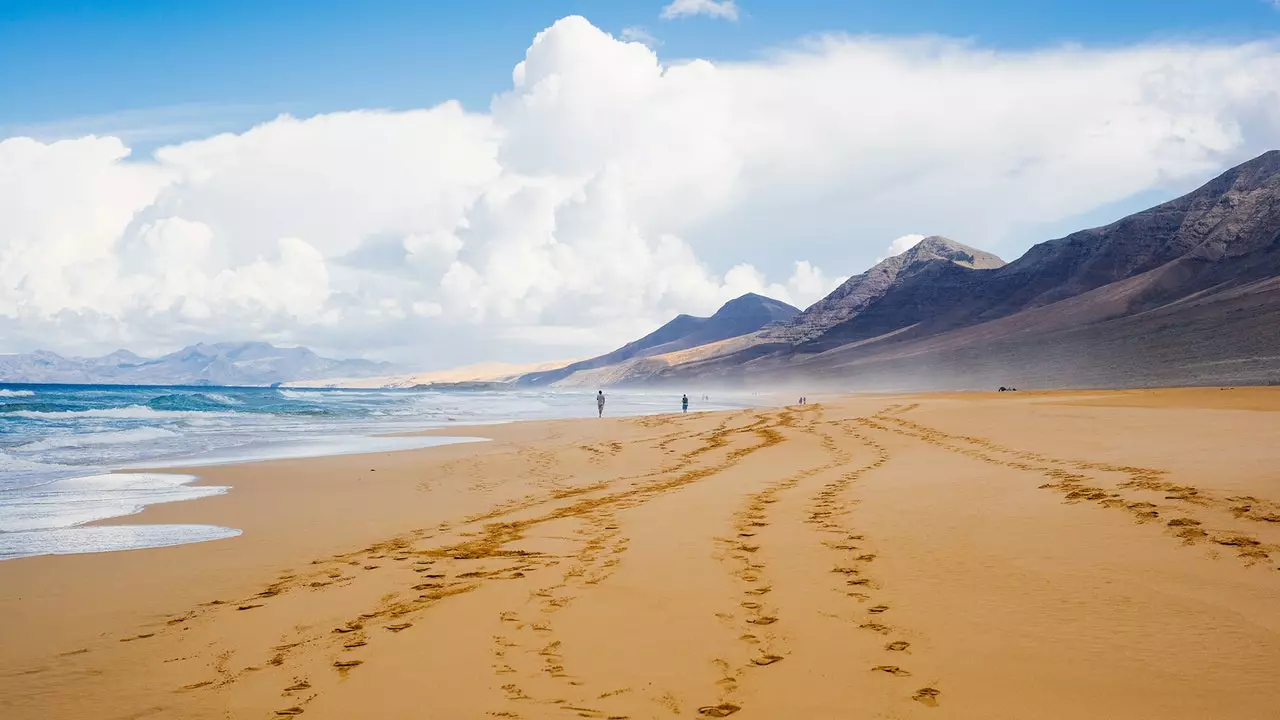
[3,16,1280,366]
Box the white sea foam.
[0,524,242,560]
[17,426,179,452]
[10,405,238,420]
[0,451,70,481]
[0,472,227,532]
[0,389,35,397]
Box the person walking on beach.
[597,390,606,418]
[682,394,689,413]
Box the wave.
[17,427,180,452]
[147,392,243,413]
[5,404,237,420]
[204,392,242,405]
[0,389,35,397]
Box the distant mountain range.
[0,342,398,386]
[523,150,1280,390]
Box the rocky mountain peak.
[903,236,1006,270]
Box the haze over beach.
[3,1,1280,718]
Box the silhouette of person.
[682,394,689,413]
[597,390,605,418]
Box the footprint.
[333,660,363,669]
[913,687,941,706]
[860,623,891,634]
[872,665,911,676]
[178,680,214,691]
[343,640,367,648]
[236,604,264,611]
[868,605,889,614]
[697,703,742,717]
[746,616,778,626]
[385,623,413,632]
[752,654,783,666]
[275,707,305,716]
[284,681,311,691]
[886,641,910,652]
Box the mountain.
[517,293,800,387]
[589,150,1280,389]
[0,342,399,386]
[762,236,1005,345]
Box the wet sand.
[2,389,1279,719]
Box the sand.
[2,389,1279,719]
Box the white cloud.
[620,26,660,47]
[878,234,926,262]
[661,0,740,21]
[660,0,742,20]
[3,16,1280,366]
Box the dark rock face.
[647,149,1280,388]
[517,293,800,387]
[971,149,1280,320]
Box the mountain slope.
[517,293,799,387]
[763,236,1005,346]
[630,149,1280,388]
[0,342,398,386]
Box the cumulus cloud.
[4,16,1280,366]
[661,0,741,21]
[878,234,926,262]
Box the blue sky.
[3,0,1279,142]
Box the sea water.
[0,385,749,560]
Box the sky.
[3,0,1280,367]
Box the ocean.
[0,384,751,561]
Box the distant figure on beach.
[682,394,689,413]
[597,390,605,417]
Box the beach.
[2,389,1279,719]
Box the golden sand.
[2,389,1278,719]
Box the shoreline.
[2,388,1279,719]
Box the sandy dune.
[2,389,1279,719]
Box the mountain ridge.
[517,292,800,387]
[574,149,1280,389]
[0,342,399,386]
